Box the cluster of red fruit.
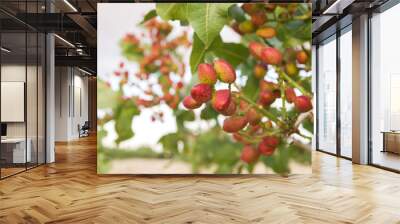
[118,18,191,122]
[248,41,312,113]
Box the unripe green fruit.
[259,90,276,106]
[253,64,266,79]
[285,88,296,103]
[212,89,231,112]
[223,115,248,133]
[214,59,236,83]
[191,83,212,103]
[296,51,308,64]
[241,145,260,163]
[238,20,255,34]
[285,63,299,76]
[294,95,313,112]
[198,63,217,85]
[261,47,282,65]
[249,41,264,59]
[183,95,202,109]
[256,27,276,39]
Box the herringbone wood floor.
[1,135,400,224]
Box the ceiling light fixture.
[63,0,78,12]
[78,67,93,76]
[322,0,354,15]
[1,47,11,53]
[54,34,75,48]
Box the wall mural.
[97,3,312,175]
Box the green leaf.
[200,104,219,120]
[156,3,188,23]
[302,117,314,134]
[158,133,181,154]
[140,9,157,24]
[190,33,207,73]
[212,39,249,68]
[114,100,140,144]
[120,40,143,61]
[187,3,233,47]
[98,80,120,109]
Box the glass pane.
[317,37,337,154]
[27,31,38,169]
[371,5,400,171]
[38,33,45,165]
[339,29,352,158]
[1,31,27,177]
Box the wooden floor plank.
[0,135,399,223]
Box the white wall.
[55,67,89,141]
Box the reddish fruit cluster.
[183,59,236,110]
[116,18,191,121]
[249,41,282,65]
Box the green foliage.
[190,34,207,73]
[302,116,314,134]
[156,3,188,23]
[103,147,163,159]
[113,99,140,144]
[184,127,242,174]
[200,104,219,120]
[98,80,119,109]
[119,40,143,61]
[240,59,259,100]
[158,132,184,155]
[187,3,233,47]
[140,9,157,24]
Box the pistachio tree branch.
[278,68,312,97]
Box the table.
[1,138,31,164]
[381,131,400,154]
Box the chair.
[79,121,90,138]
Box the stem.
[278,69,312,97]
[238,94,286,128]
[279,77,287,121]
[293,131,312,141]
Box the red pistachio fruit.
[183,95,202,109]
[198,63,217,85]
[212,89,231,112]
[285,88,297,103]
[294,95,313,112]
[222,115,248,133]
[262,136,280,148]
[261,47,283,65]
[221,100,237,116]
[249,41,264,59]
[259,80,279,92]
[191,83,212,103]
[296,51,308,64]
[241,145,260,164]
[258,142,276,156]
[251,12,267,26]
[214,59,236,83]
[259,90,276,106]
[246,108,261,125]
